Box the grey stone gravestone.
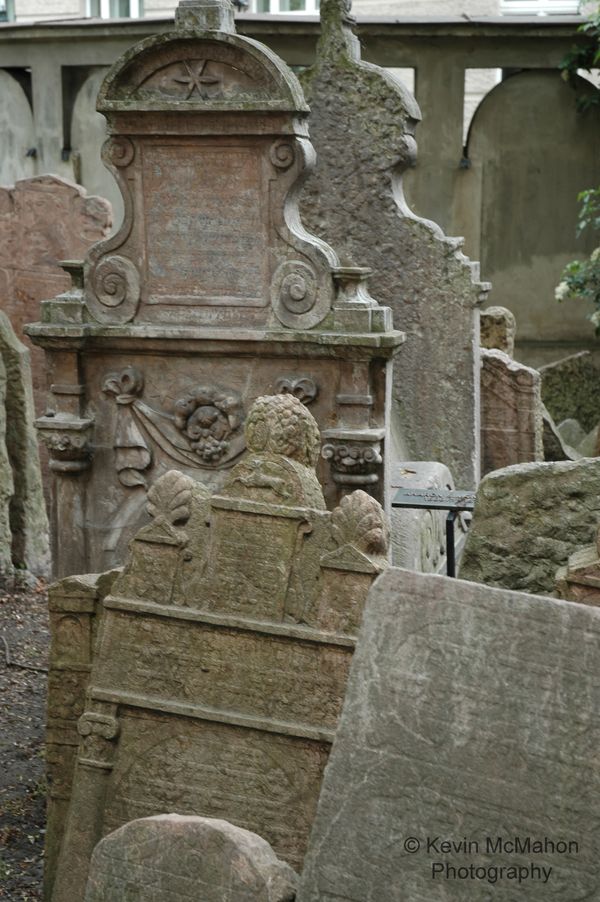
[298,567,600,901]
[85,815,297,901]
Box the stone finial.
[318,0,360,62]
[245,394,321,469]
[480,306,516,356]
[175,0,235,32]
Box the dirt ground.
[0,582,48,901]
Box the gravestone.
[480,349,543,474]
[299,0,488,490]
[0,311,49,581]
[298,567,600,902]
[540,351,600,433]
[27,0,403,581]
[460,457,600,595]
[480,305,516,356]
[85,815,297,901]
[556,524,600,607]
[0,176,111,417]
[49,395,389,902]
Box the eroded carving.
[322,441,382,485]
[275,375,318,405]
[270,140,295,170]
[146,470,196,527]
[78,711,120,769]
[103,137,135,168]
[103,370,246,482]
[245,393,320,468]
[330,489,388,556]
[88,254,140,322]
[173,385,244,463]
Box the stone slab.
[299,0,487,489]
[298,567,600,902]
[480,349,543,474]
[460,457,600,594]
[540,351,600,433]
[480,305,516,356]
[85,815,297,901]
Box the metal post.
[446,510,458,578]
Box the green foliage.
[559,4,600,110]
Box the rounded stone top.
[97,1,308,116]
[245,394,321,469]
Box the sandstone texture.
[460,457,600,594]
[85,815,297,902]
[298,567,600,901]
[480,305,516,355]
[480,349,543,474]
[48,395,389,901]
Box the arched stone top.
[97,30,308,115]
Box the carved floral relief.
[103,368,245,487]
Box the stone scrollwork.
[77,711,120,770]
[269,139,295,170]
[89,254,140,317]
[35,414,94,473]
[102,136,135,168]
[322,440,382,485]
[271,259,320,329]
[103,369,247,485]
[274,375,318,405]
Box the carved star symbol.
[173,60,221,100]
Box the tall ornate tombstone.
[26,0,403,580]
[48,395,389,902]
[299,0,488,491]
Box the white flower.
[555,281,570,302]
[591,246,600,264]
[591,309,600,327]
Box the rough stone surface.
[48,394,389,902]
[540,351,600,432]
[299,0,488,490]
[85,815,297,901]
[28,0,403,580]
[0,175,111,417]
[480,305,516,356]
[480,349,543,474]
[577,424,600,458]
[0,311,49,580]
[298,567,600,902]
[460,458,600,594]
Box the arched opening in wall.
[71,67,123,233]
[0,69,36,185]
[463,68,501,144]
[459,69,600,352]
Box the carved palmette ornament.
[146,470,195,527]
[330,490,389,556]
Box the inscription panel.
[143,143,268,306]
[95,608,349,729]
[104,709,330,870]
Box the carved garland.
[103,368,246,487]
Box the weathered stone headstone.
[542,405,580,462]
[49,395,389,902]
[480,349,543,474]
[85,815,297,901]
[0,311,49,581]
[556,418,586,452]
[540,351,600,433]
[0,176,111,416]
[480,305,516,356]
[556,524,600,607]
[298,567,600,902]
[299,0,488,490]
[460,457,600,595]
[27,0,403,581]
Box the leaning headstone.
[577,423,600,458]
[557,418,586,450]
[85,815,297,901]
[0,175,111,415]
[480,349,543,474]
[298,567,600,902]
[27,0,402,580]
[556,524,600,607]
[542,405,580,462]
[0,311,49,580]
[460,457,600,595]
[480,305,516,356]
[540,351,600,433]
[299,0,488,489]
[49,395,389,902]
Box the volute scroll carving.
[87,255,141,324]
